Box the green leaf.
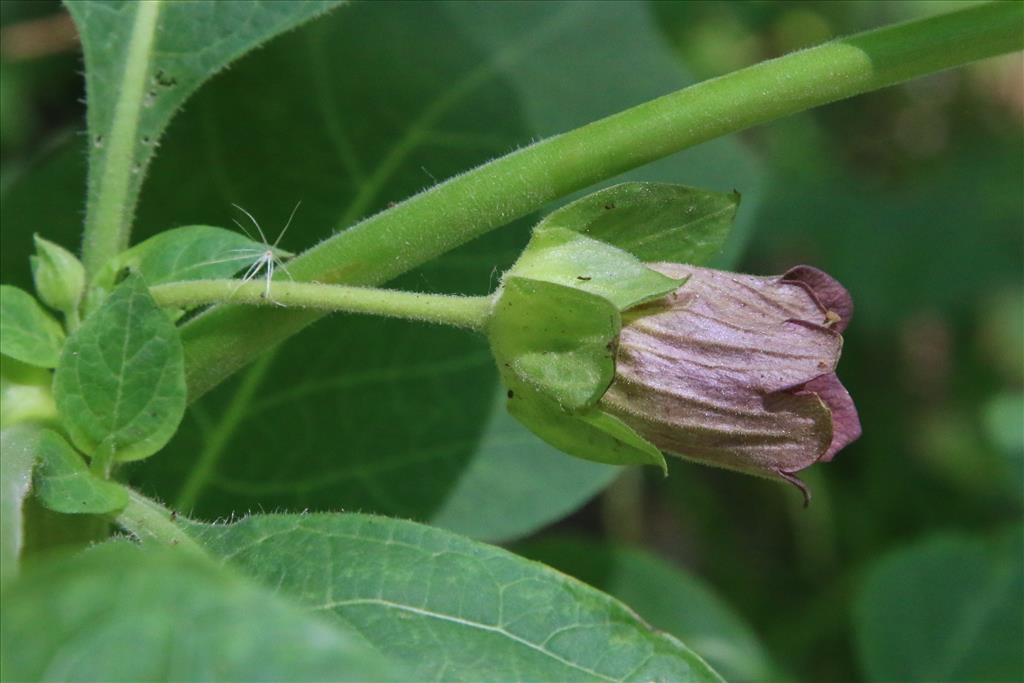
[490,277,620,410]
[854,530,1024,683]
[509,226,682,310]
[31,428,127,514]
[0,285,64,368]
[53,273,186,462]
[189,513,723,682]
[0,426,37,583]
[521,538,776,683]
[67,0,343,269]
[0,542,405,681]
[539,182,741,264]
[507,378,666,470]
[31,234,84,315]
[97,225,267,287]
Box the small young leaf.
[54,274,186,462]
[30,234,85,315]
[539,182,740,264]
[0,426,37,583]
[0,542,405,682]
[0,285,65,368]
[32,428,127,514]
[508,226,682,310]
[188,513,723,683]
[94,225,267,290]
[488,277,619,411]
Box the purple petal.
[601,263,860,490]
[798,373,862,462]
[781,266,854,332]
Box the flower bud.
[600,263,861,501]
[31,234,84,316]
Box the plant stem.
[80,0,162,275]
[114,485,206,556]
[152,280,494,331]
[180,1,1024,401]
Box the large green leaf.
[854,530,1023,683]
[189,513,723,682]
[53,274,186,462]
[522,537,776,683]
[0,285,64,368]
[7,2,761,541]
[66,0,342,267]
[0,542,404,681]
[0,426,37,583]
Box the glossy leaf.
[53,274,186,461]
[67,0,342,264]
[189,513,723,682]
[0,542,405,681]
[0,426,36,583]
[0,285,64,368]
[508,226,682,310]
[32,428,127,514]
[489,277,620,410]
[522,538,776,683]
[854,530,1023,683]
[538,183,741,264]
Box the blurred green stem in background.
[176,1,1023,401]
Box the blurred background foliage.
[2,2,1021,682]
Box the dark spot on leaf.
[507,389,514,399]
[577,275,592,281]
[604,203,615,210]
[154,69,177,87]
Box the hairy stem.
[80,0,162,275]
[152,280,494,331]
[114,486,206,556]
[181,2,1024,401]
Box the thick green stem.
[81,0,162,275]
[114,486,206,556]
[152,280,493,331]
[180,2,1024,401]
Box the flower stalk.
[150,280,493,332]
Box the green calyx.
[485,182,741,470]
